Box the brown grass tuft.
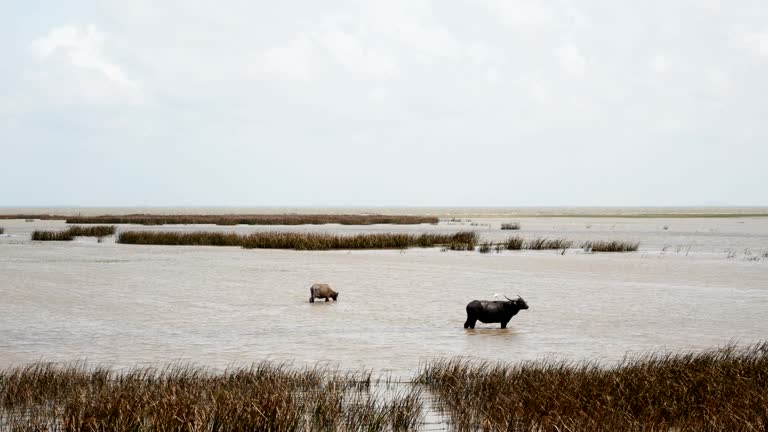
[582,240,640,252]
[31,226,116,241]
[31,230,74,241]
[418,343,768,431]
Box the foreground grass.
[0,214,438,225]
[0,363,422,432]
[418,343,768,431]
[31,226,116,241]
[117,231,478,251]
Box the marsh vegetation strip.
[0,362,423,431]
[31,226,116,241]
[479,236,639,252]
[418,343,768,431]
[0,214,438,225]
[117,231,478,250]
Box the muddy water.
[1,216,767,378]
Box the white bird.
[492,293,499,299]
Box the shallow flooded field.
[1,215,767,377]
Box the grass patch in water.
[31,230,75,241]
[501,222,521,230]
[66,225,117,237]
[117,231,478,251]
[582,240,640,252]
[524,237,574,250]
[31,226,116,241]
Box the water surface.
[1,215,767,377]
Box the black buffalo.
[464,296,529,329]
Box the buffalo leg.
[500,320,509,329]
[309,296,315,303]
[464,316,476,329]
[325,297,330,302]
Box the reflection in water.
[464,328,518,336]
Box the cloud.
[649,55,669,73]
[318,30,399,76]
[483,0,554,27]
[744,31,768,57]
[31,25,136,88]
[555,42,586,76]
[263,35,315,80]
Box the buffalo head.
[505,295,528,310]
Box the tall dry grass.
[31,226,116,241]
[504,236,524,250]
[31,230,74,241]
[66,225,117,237]
[0,362,422,431]
[117,231,478,251]
[582,240,640,252]
[525,237,574,250]
[418,343,768,431]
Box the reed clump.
[0,362,422,431]
[501,222,521,230]
[117,231,478,251]
[504,236,524,250]
[117,231,243,247]
[31,226,116,241]
[478,242,493,254]
[66,225,117,237]
[59,214,438,226]
[524,237,573,250]
[0,227,4,235]
[418,343,768,431]
[582,240,640,252]
[31,230,74,241]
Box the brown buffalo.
[309,283,339,303]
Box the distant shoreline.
[1,207,768,219]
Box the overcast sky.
[1,0,767,207]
